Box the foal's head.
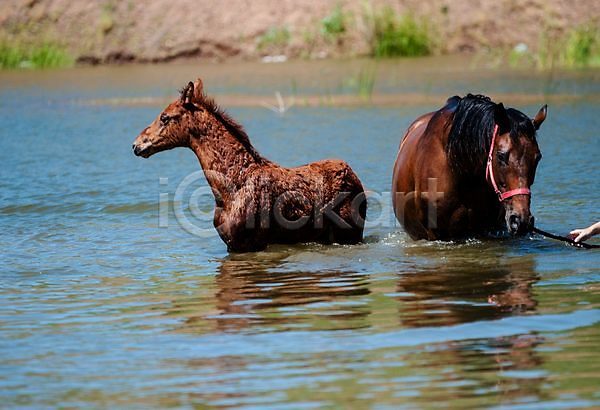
[490,103,547,235]
[132,79,204,158]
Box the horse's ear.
[181,81,194,104]
[532,104,547,130]
[192,78,204,102]
[494,103,510,134]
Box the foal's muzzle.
[132,142,154,158]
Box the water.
[1,57,599,408]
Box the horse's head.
[491,103,547,235]
[132,79,204,158]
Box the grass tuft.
[355,66,376,99]
[369,7,432,57]
[0,41,73,69]
[537,24,600,69]
[0,42,23,68]
[321,5,347,39]
[258,27,291,51]
[563,25,600,67]
[343,65,377,100]
[29,43,73,68]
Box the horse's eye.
[497,151,509,165]
[535,153,542,163]
[160,114,170,125]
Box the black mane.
[446,94,535,177]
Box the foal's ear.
[192,78,204,101]
[181,81,194,104]
[532,104,547,130]
[494,103,511,134]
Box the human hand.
[569,221,600,243]
[570,227,593,243]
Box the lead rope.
[531,226,600,249]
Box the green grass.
[258,27,291,50]
[537,24,600,69]
[369,7,432,57]
[355,66,376,99]
[343,65,377,100]
[0,41,73,69]
[0,43,23,68]
[321,5,347,39]
[563,25,600,67]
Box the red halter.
[485,124,531,201]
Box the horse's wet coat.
[392,94,546,240]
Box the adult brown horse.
[392,94,547,240]
[132,79,366,252]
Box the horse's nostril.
[509,214,520,231]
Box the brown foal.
[133,79,366,252]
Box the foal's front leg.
[220,219,268,252]
[217,194,268,252]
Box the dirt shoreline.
[1,0,598,64]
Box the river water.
[1,57,599,408]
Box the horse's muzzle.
[508,214,534,235]
[133,143,153,158]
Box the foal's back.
[247,158,366,246]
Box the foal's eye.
[497,151,509,165]
[160,114,171,125]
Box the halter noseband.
[485,124,531,202]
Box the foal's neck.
[188,112,262,201]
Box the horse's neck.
[189,120,260,201]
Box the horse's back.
[392,112,435,194]
[393,97,458,177]
[392,100,461,239]
[393,97,464,199]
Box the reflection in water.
[395,252,539,328]
[171,248,551,407]
[175,247,541,337]
[395,250,544,404]
[486,334,545,400]
[191,252,371,332]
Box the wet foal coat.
[133,79,366,252]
